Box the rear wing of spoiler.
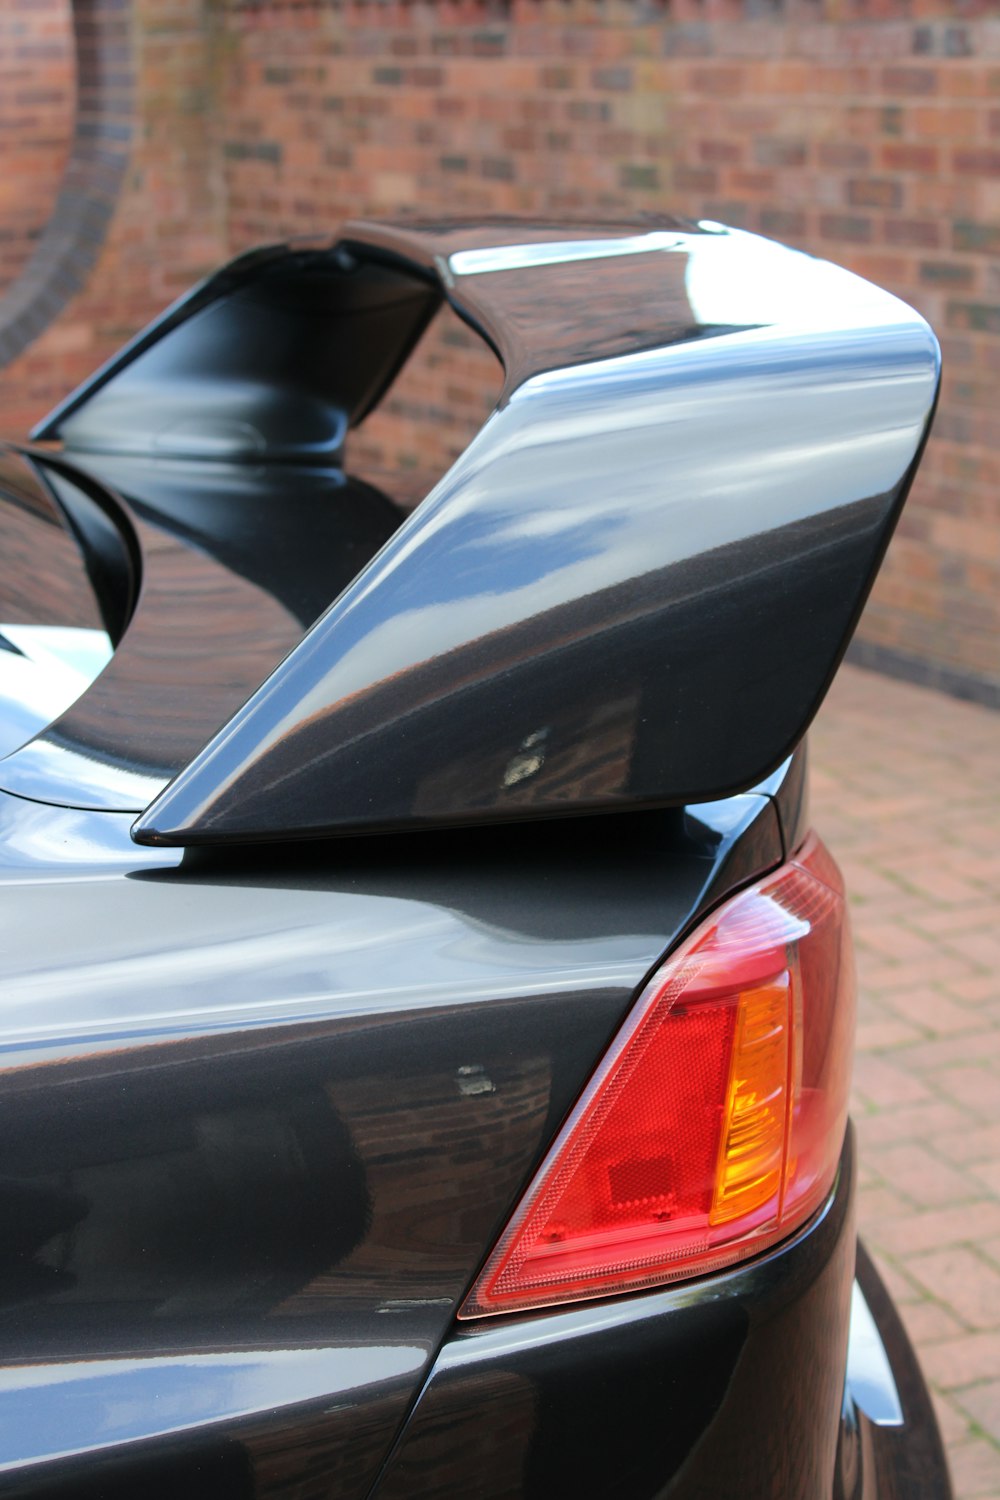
[35,219,940,845]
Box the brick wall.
[0,1,74,297]
[0,0,225,433]
[1,0,998,703]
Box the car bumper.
[370,1125,951,1499]
[839,1239,953,1500]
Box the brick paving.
[812,663,1000,1498]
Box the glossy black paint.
[0,449,402,808]
[0,448,133,652]
[34,243,441,462]
[0,451,113,760]
[371,1129,858,1500]
[106,219,940,845]
[838,1244,953,1500]
[759,739,811,856]
[0,216,949,1500]
[0,778,782,1494]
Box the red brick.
[1,0,1000,701]
[882,65,938,95]
[0,1,74,296]
[881,142,940,172]
[954,146,1000,175]
[847,176,904,209]
[818,211,873,243]
[753,136,807,167]
[819,141,870,169]
[885,217,942,248]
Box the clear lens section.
[460,833,853,1318]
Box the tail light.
[460,832,854,1318]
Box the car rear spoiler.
[37,219,940,845]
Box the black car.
[0,218,950,1498]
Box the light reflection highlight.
[0,1344,426,1472]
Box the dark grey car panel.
[33,243,442,464]
[0,216,948,1500]
[0,448,402,808]
[371,1130,857,1500]
[1,220,941,845]
[0,775,782,1493]
[117,220,938,846]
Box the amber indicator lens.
[460,832,853,1318]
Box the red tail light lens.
[460,833,854,1318]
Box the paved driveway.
[812,664,1000,1499]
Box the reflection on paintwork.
[3,734,167,809]
[0,456,403,811]
[0,781,782,1374]
[447,230,683,278]
[0,625,112,759]
[685,223,910,329]
[1,625,111,682]
[846,1279,905,1427]
[0,911,645,1066]
[0,221,940,837]
[126,219,938,846]
[0,787,778,1071]
[0,798,179,877]
[0,1345,425,1473]
[0,750,790,1490]
[372,1142,854,1500]
[1,816,671,1064]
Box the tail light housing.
[460,832,854,1318]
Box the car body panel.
[0,447,403,809]
[32,244,442,463]
[371,1129,857,1500]
[0,216,949,1499]
[5,220,941,845]
[0,777,782,1494]
[366,1137,951,1500]
[840,1243,954,1500]
[129,221,939,845]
